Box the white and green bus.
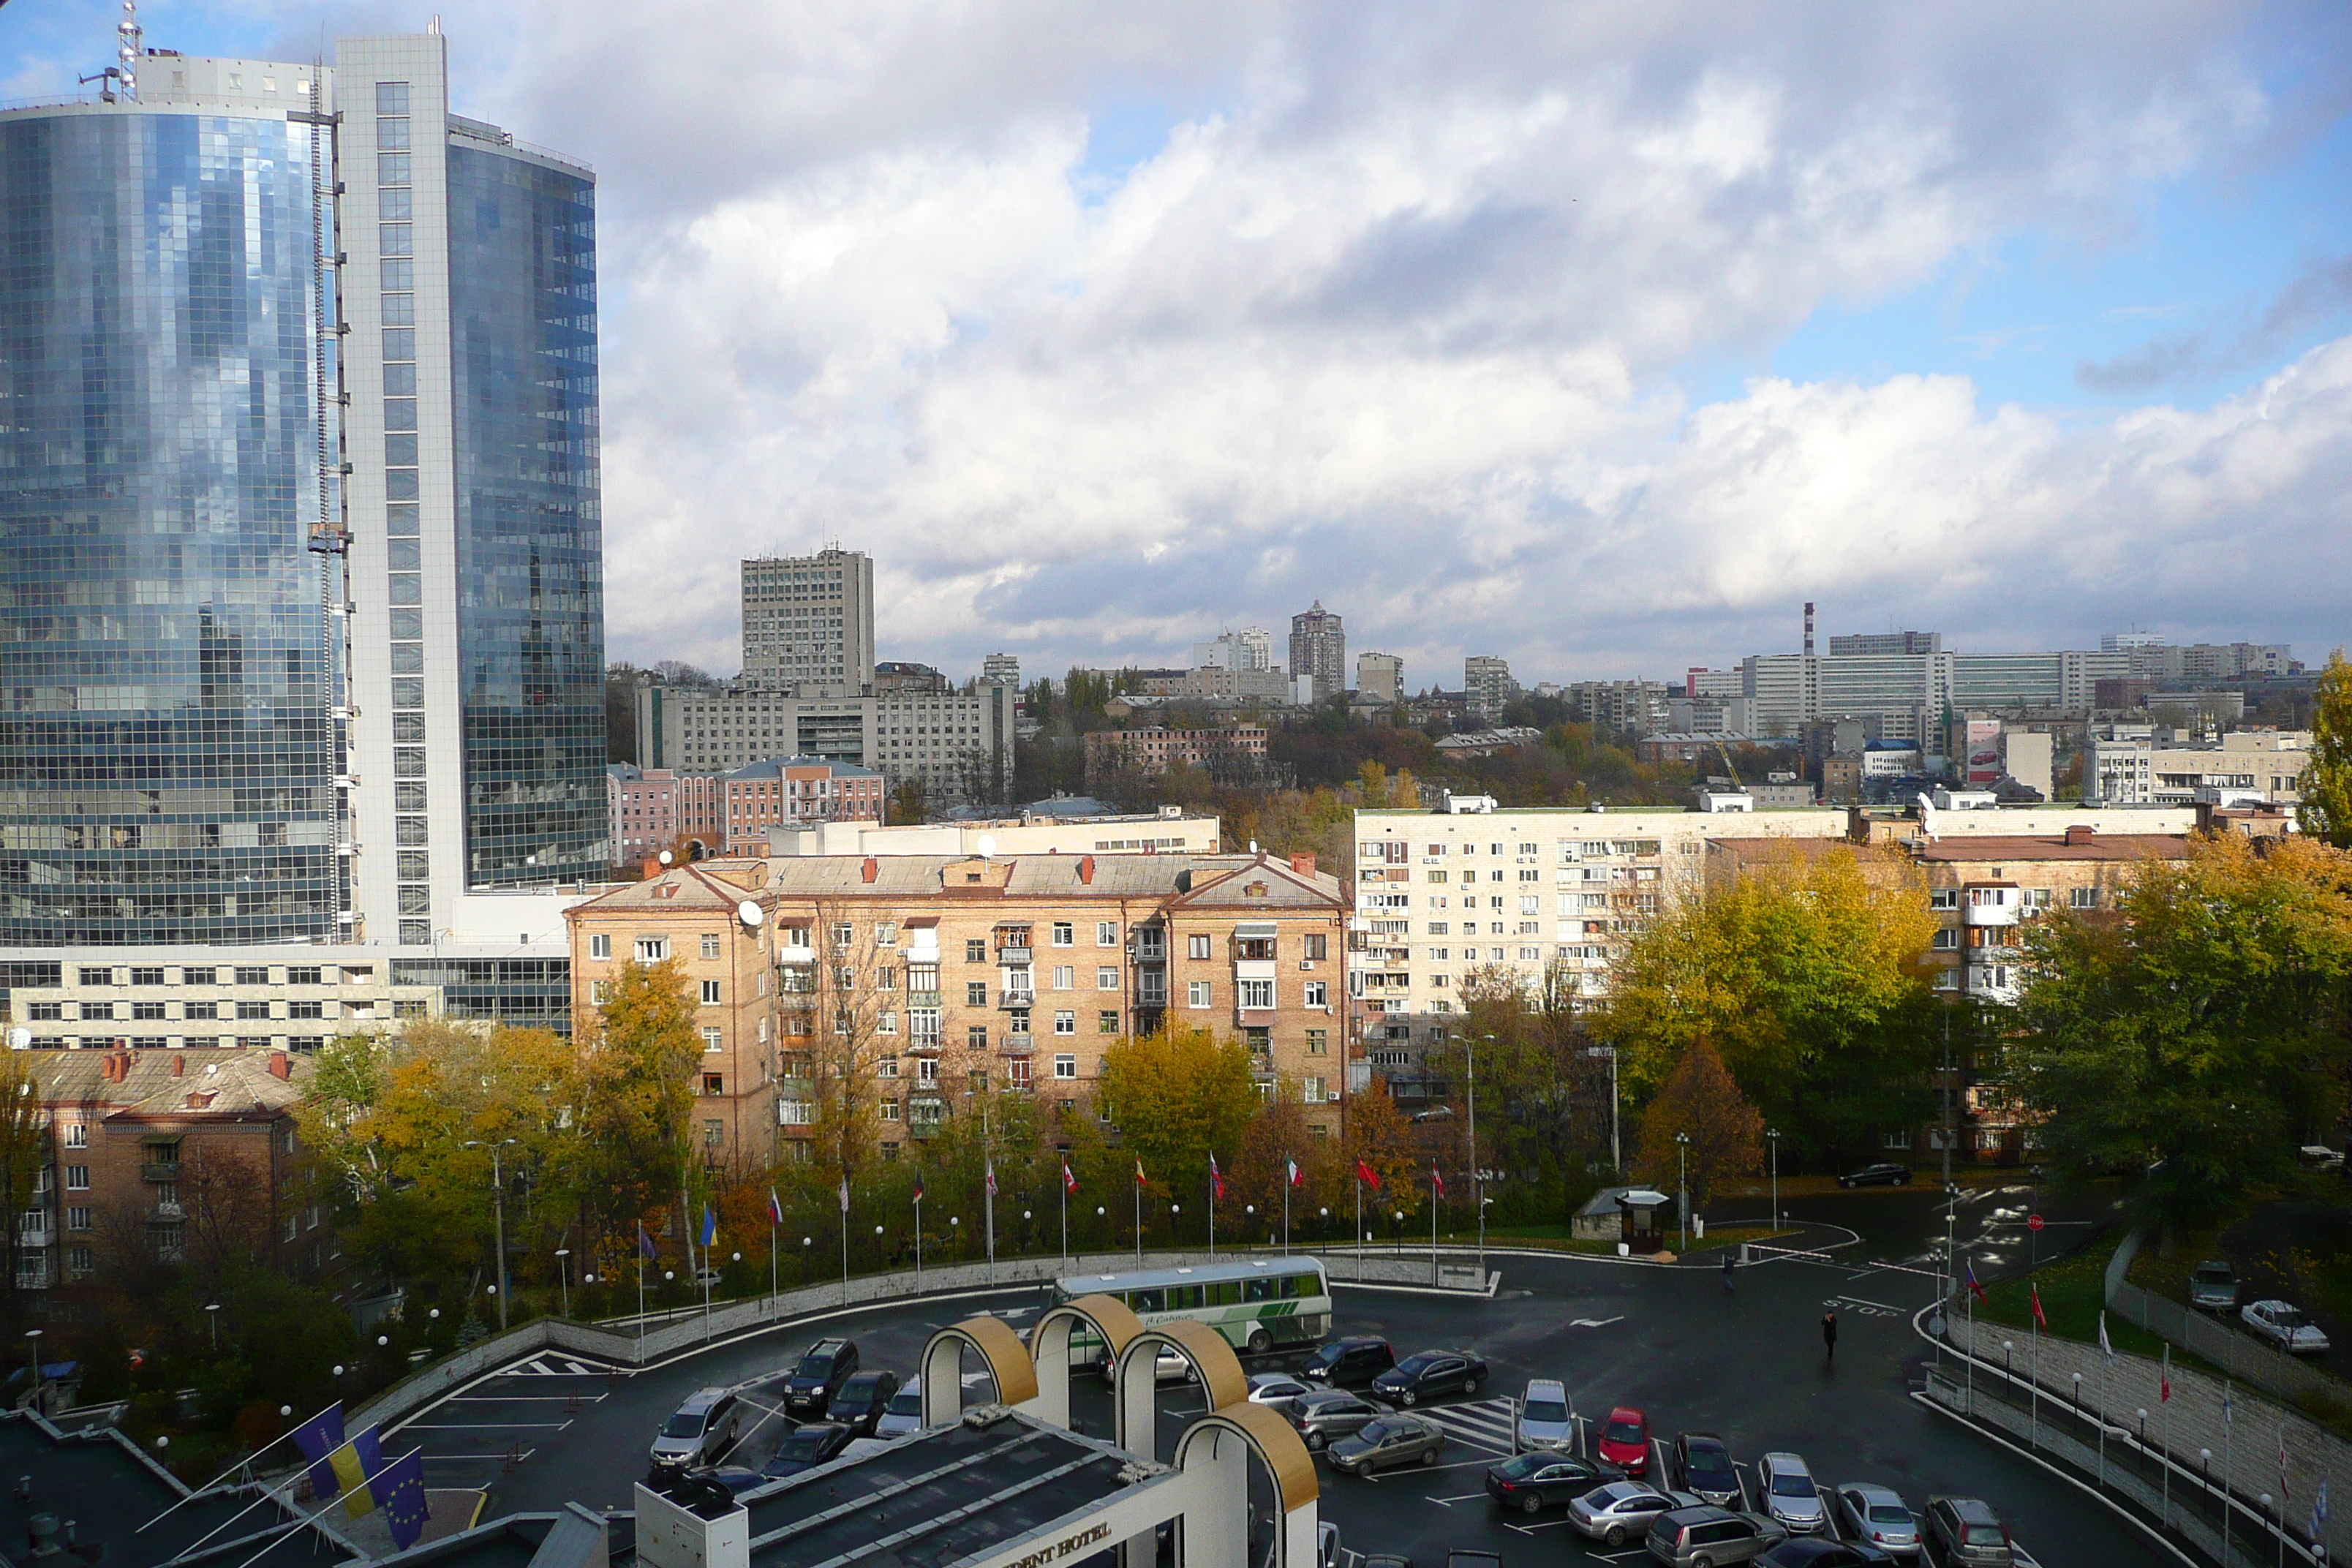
[1049,1256,1333,1360]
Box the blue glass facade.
[445,144,606,885]
[0,108,336,945]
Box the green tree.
[2010,834,2352,1234]
[1098,1028,1259,1203]
[2302,649,2352,848]
[0,1052,46,1326]
[1596,841,1940,1160]
[1631,1039,1764,1213]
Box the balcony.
[998,989,1036,1009]
[142,1160,182,1182]
[908,990,942,1009]
[149,1201,186,1222]
[1233,959,1278,981]
[17,1220,51,1248]
[1963,886,2021,927]
[1004,1032,1035,1053]
[15,1262,50,1291]
[995,946,1033,965]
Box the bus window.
[1244,1277,1272,1303]
[1278,1274,1300,1299]
[1131,1288,1165,1313]
[1210,1281,1240,1306]
[1169,1284,1202,1310]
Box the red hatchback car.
[1596,1406,1651,1475]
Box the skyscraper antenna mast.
[117,0,142,101]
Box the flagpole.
[986,1167,997,1287]
[637,1233,647,1359]
[1060,1164,1069,1268]
[2161,1345,2172,1531]
[770,1210,779,1311]
[2223,1376,2234,1564]
[1430,1168,1439,1287]
[840,1175,851,1308]
[1133,1169,1142,1265]
[2029,1315,2038,1449]
[1209,1162,1216,1259]
[135,1401,339,1533]
[1354,1175,1362,1274]
[1964,1275,1974,1415]
[916,1186,924,1289]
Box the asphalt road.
[391,1180,2162,1564]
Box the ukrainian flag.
[327,1425,383,1519]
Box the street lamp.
[1675,1132,1692,1251]
[205,1302,221,1352]
[23,1330,39,1409]
[554,1248,571,1319]
[1585,1044,1621,1172]
[460,1137,521,1331]
[1765,1130,1781,1229]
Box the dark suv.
[783,1338,861,1416]
[1302,1336,1396,1390]
[827,1370,902,1436]
[1921,1496,2012,1567]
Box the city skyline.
[2,4,2348,689]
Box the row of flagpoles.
[136,1398,429,1561]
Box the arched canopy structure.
[1112,1319,1248,1456]
[919,1314,1039,1426]
[1172,1403,1320,1568]
[1026,1292,1143,1426]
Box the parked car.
[1249,1373,1315,1405]
[1360,1558,1413,1568]
[1597,1406,1654,1475]
[826,1370,902,1436]
[1484,1451,1620,1514]
[1327,1414,1447,1475]
[1673,1433,1741,1507]
[2242,1300,2332,1354]
[1646,1504,1788,1567]
[1444,1552,1499,1568]
[649,1387,740,1471]
[1283,1390,1384,1451]
[1302,1336,1398,1390]
[2300,1145,2345,1172]
[1515,1378,1576,1452]
[1837,1164,1912,1189]
[1371,1349,1488,1407]
[1756,1542,1896,1567]
[1919,1496,2011,1567]
[783,1338,862,1415]
[1832,1483,1920,1557]
[1567,1483,1698,1548]
[2189,1260,2240,1313]
[696,1465,774,1496]
[1754,1453,1827,1534]
[875,1383,925,1439]
[762,1420,856,1478]
[1101,1344,1199,1384]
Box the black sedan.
[761,1420,856,1477]
[1370,1349,1489,1408]
[1483,1452,1621,1514]
[1836,1164,1912,1188]
[1754,1540,1895,1567]
[1671,1432,1741,1507]
[826,1371,902,1437]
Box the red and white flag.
[1061,1157,1078,1194]
[984,1160,998,1198]
[1209,1153,1226,1202]
[1355,1157,1382,1192]
[1431,1164,1447,1199]
[1286,1157,1305,1189]
[2029,1284,2048,1331]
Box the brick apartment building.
[565,851,1348,1166]
[1081,726,1270,788]
[18,1047,324,1293]
[610,755,883,864]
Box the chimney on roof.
[172,1054,185,1077]
[862,856,878,884]
[105,1049,132,1082]
[1078,855,1095,885]
[269,1050,291,1080]
[2064,824,2096,846]
[643,857,662,881]
[1289,852,1317,878]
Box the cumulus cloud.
[278,0,2352,676]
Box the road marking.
[406,1420,574,1431]
[1425,1491,1487,1504]
[508,1355,618,1376]
[1568,1316,1624,1328]
[1500,1519,1575,1535]
[423,1449,536,1463]
[1397,1397,1518,1453]
[451,1395,606,1404]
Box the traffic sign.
[2027,1214,2044,1232]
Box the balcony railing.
[995,946,1033,964]
[142,1160,182,1182]
[998,989,1036,1009]
[1005,1033,1035,1053]
[149,1202,186,1222]
[908,990,942,1009]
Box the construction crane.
[1710,739,1744,791]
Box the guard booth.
[1616,1188,1674,1254]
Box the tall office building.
[742,549,875,693]
[1289,601,1346,703]
[0,34,602,1024]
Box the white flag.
[838,1177,850,1213]
[2098,1311,2114,1360]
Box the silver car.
[875,1383,924,1438]
[2242,1300,2332,1354]
[1833,1482,1921,1556]
[1515,1378,1575,1452]
[1327,1413,1446,1475]
[649,1387,739,1470]
[1568,1483,1699,1548]
[1249,1372,1315,1405]
[1284,1390,1383,1452]
[1643,1504,1787,1567]
[1753,1452,1826,1534]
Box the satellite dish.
[5,1027,26,1052]
[976,834,997,860]
[657,849,674,867]
[738,900,763,930]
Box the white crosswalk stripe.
[1404,1398,1518,1454]
[508,1356,615,1376]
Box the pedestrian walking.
[1722,1251,1736,1294]
[1822,1310,1839,1362]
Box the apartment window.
[832,923,855,947]
[1187,934,1213,961]
[1052,922,1074,947]
[881,1098,900,1123]
[1303,1077,1327,1104]
[130,966,165,987]
[702,1074,725,1096]
[704,1120,724,1148]
[1303,932,1327,961]
[1306,1028,1328,1056]
[1884,1131,1913,1151]
[132,1001,167,1021]
[1303,981,1328,1008]
[701,979,723,1005]
[237,1000,271,1021]
[917,1058,939,1087]
[183,966,217,985]
[966,939,988,962]
[1054,1010,1077,1036]
[1096,921,1119,946]
[590,980,611,1005]
[288,1000,325,1020]
[1188,981,1212,1009]
[65,1166,88,1191]
[968,1025,990,1051]
[78,966,113,986]
[967,981,989,1006]
[1052,965,1075,990]
[876,923,897,947]
[66,1246,92,1281]
[235,966,271,985]
[1933,928,1960,950]
[67,1207,92,1232]
[2070,886,2099,910]
[702,1026,723,1052]
[1055,1054,1077,1079]
[1929,889,1959,911]
[783,1101,815,1126]
[1096,966,1120,990]
[589,934,611,960]
[635,937,669,962]
[63,1124,86,1150]
[701,934,722,960]
[1098,1009,1120,1034]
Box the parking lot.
[390,1185,2157,1562]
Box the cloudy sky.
[10,1,2351,687]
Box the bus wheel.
[1248,1327,1273,1354]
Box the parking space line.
[1425,1492,1486,1504]
[451,1395,605,1403]
[407,1420,573,1431]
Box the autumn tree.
[1233,1092,1315,1237]
[2010,834,2352,1233]
[1343,1074,1423,1228]
[1632,1039,1764,1212]
[1596,841,1940,1160]
[0,1052,47,1324]
[1098,1027,1259,1205]
[791,902,902,1186]
[581,962,699,1251]
[2302,649,2352,848]
[1431,960,1607,1209]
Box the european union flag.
[372,1447,430,1550]
[287,1402,346,1500]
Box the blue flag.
[287,1402,346,1500]
[638,1221,658,1261]
[372,1446,430,1550]
[701,1205,717,1248]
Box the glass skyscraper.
[0,36,606,953]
